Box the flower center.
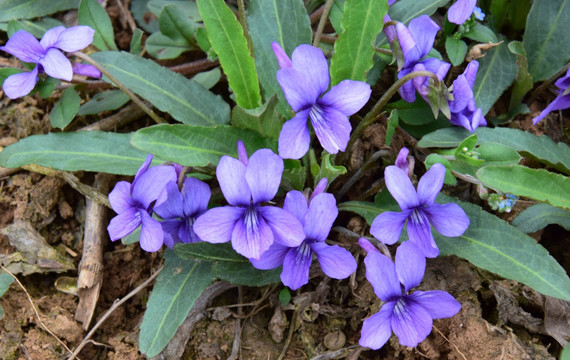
[410,209,425,225]
[244,205,259,232]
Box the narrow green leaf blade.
[476,165,570,210]
[512,204,570,233]
[0,131,151,175]
[130,124,276,167]
[91,51,230,125]
[197,0,261,109]
[0,0,78,22]
[6,18,64,38]
[330,0,388,85]
[247,0,312,105]
[435,194,570,301]
[472,41,517,115]
[175,242,244,262]
[159,4,196,43]
[139,250,215,357]
[49,87,81,129]
[145,32,193,59]
[418,127,570,174]
[78,0,118,51]
[523,0,570,81]
[78,89,130,115]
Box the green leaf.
[192,68,221,90]
[418,127,570,174]
[0,0,78,22]
[139,250,215,357]
[130,28,144,55]
[477,165,570,210]
[435,194,570,301]
[130,124,276,167]
[463,24,498,43]
[507,40,533,112]
[472,40,517,115]
[387,99,435,126]
[338,190,399,225]
[477,142,521,165]
[6,18,64,38]
[523,0,570,81]
[159,4,196,43]
[0,132,152,175]
[197,0,261,109]
[131,0,159,33]
[36,77,60,99]
[512,204,570,233]
[231,95,283,140]
[174,242,281,286]
[385,109,399,146]
[247,0,312,107]
[91,51,230,125]
[78,0,118,51]
[329,0,388,85]
[425,154,457,185]
[145,32,194,59]
[312,152,347,187]
[0,272,14,297]
[49,87,81,130]
[445,37,467,66]
[78,90,130,115]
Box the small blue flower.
[473,6,486,21]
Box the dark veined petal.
[52,25,95,52]
[283,190,308,224]
[395,241,425,293]
[107,208,141,241]
[408,290,461,319]
[385,166,419,210]
[246,149,283,204]
[153,181,184,219]
[408,15,440,58]
[178,217,201,243]
[249,242,289,270]
[181,177,211,217]
[448,0,477,24]
[290,44,330,100]
[359,301,396,350]
[423,203,470,237]
[40,48,73,81]
[2,67,39,99]
[108,181,135,214]
[276,67,318,111]
[370,210,410,245]
[278,109,311,159]
[407,209,439,258]
[417,163,445,206]
[40,26,66,48]
[311,242,356,279]
[193,206,244,244]
[131,165,177,208]
[303,193,337,242]
[258,206,305,248]
[318,80,371,116]
[216,155,251,206]
[160,219,183,249]
[390,297,433,347]
[364,250,401,301]
[310,105,351,154]
[281,242,312,290]
[0,30,44,63]
[139,210,164,252]
[232,206,274,259]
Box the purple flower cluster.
[0,26,102,99]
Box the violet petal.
[246,149,283,204]
[193,206,245,244]
[385,166,419,210]
[290,44,330,99]
[408,15,440,58]
[407,210,439,258]
[2,67,39,99]
[395,241,425,292]
[216,155,251,206]
[0,30,44,63]
[448,0,477,24]
[283,190,309,224]
[231,207,274,259]
[276,67,318,111]
[182,177,211,217]
[271,41,292,69]
[311,242,356,279]
[390,297,433,347]
[318,80,371,116]
[395,22,421,68]
[132,165,177,208]
[39,48,73,81]
[139,210,164,252]
[359,301,396,350]
[258,206,305,247]
[249,242,289,270]
[161,219,183,249]
[370,210,410,245]
[153,181,184,219]
[423,203,470,237]
[40,26,66,48]
[278,108,311,159]
[364,250,401,301]
[107,208,141,241]
[108,181,135,214]
[52,25,95,52]
[417,163,445,206]
[303,193,337,242]
[310,105,351,154]
[281,243,312,290]
[408,290,462,319]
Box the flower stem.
[338,70,440,165]
[73,52,168,124]
[313,0,335,47]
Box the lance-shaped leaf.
[329,0,388,85]
[139,250,215,357]
[197,0,261,109]
[0,0,78,23]
[78,0,118,51]
[91,51,230,125]
[6,18,64,38]
[512,204,570,233]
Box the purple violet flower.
[0,26,100,99]
[370,163,469,258]
[395,147,411,176]
[193,141,305,259]
[359,239,461,349]
[107,155,177,252]
[153,177,211,249]
[533,66,570,124]
[449,60,487,131]
[250,179,357,290]
[272,42,371,159]
[448,0,477,24]
[386,16,451,104]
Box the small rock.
[324,330,346,350]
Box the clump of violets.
[385,15,450,104]
[532,66,570,124]
[193,141,305,259]
[358,239,461,349]
[250,179,357,290]
[0,26,101,99]
[449,60,487,131]
[370,162,469,258]
[272,42,371,159]
[107,155,177,252]
[153,177,211,249]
